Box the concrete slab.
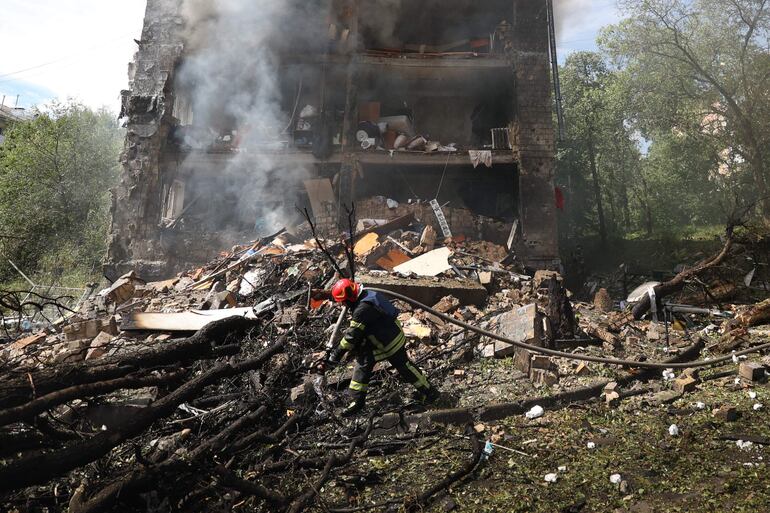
[393,247,452,277]
[360,274,487,307]
[493,304,543,374]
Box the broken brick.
[673,376,699,394]
[531,355,557,371]
[86,332,115,361]
[482,341,516,359]
[574,362,591,376]
[713,405,738,422]
[605,391,621,407]
[739,362,766,382]
[433,296,460,314]
[593,288,613,313]
[531,368,559,387]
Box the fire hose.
[367,287,770,371]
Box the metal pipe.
[327,306,348,349]
[368,287,770,370]
[546,0,566,142]
[8,260,35,287]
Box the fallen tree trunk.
[419,338,707,426]
[0,369,187,427]
[632,229,734,320]
[69,405,272,513]
[0,338,284,492]
[0,316,259,410]
[734,298,770,328]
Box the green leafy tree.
[0,101,122,284]
[636,130,734,235]
[602,0,770,223]
[558,51,641,244]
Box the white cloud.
[0,0,146,111]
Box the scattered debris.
[393,247,453,277]
[714,405,739,422]
[1,208,768,513]
[525,405,545,420]
[739,361,766,382]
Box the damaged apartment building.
[107,0,560,280]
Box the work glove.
[327,346,346,366]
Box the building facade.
[107,0,560,279]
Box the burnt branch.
[300,207,345,277]
[632,223,737,320]
[0,316,259,410]
[0,338,285,492]
[0,369,187,427]
[343,203,357,281]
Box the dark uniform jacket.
[337,290,406,362]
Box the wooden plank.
[353,233,380,257]
[376,250,412,271]
[303,178,335,220]
[8,333,47,352]
[123,308,256,332]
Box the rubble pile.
[1,222,769,512]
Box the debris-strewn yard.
[0,215,769,512]
[343,370,770,513]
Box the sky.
[556,0,623,56]
[0,0,621,113]
[0,1,147,111]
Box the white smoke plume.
[553,0,595,42]
[359,0,403,47]
[175,0,327,237]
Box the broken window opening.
[354,163,519,223]
[356,68,515,152]
[169,62,348,156]
[359,0,513,55]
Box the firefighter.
[319,279,439,416]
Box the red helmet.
[331,279,361,303]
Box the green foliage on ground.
[335,367,770,512]
[0,101,123,285]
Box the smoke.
[359,0,403,47]
[176,0,326,237]
[553,0,594,42]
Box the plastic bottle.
[482,440,494,461]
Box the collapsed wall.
[107,0,186,280]
[107,0,560,280]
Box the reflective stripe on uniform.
[373,333,406,361]
[340,339,355,350]
[367,335,385,351]
[350,320,366,331]
[406,361,429,389]
[349,380,369,392]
